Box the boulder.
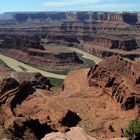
[42,127,96,140]
[42,127,127,140]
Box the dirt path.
[0,54,66,79]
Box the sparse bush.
[48,77,64,94]
[52,83,62,94]
[123,119,140,140]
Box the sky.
[0,0,140,13]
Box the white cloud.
[43,0,103,7]
[42,0,138,11]
[82,3,140,11]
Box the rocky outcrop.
[11,72,53,90]
[0,34,45,51]
[59,110,81,127]
[0,78,19,93]
[0,73,53,106]
[42,127,96,140]
[5,118,55,140]
[0,56,140,139]
[1,94,82,139]
[31,73,53,90]
[28,49,83,65]
[82,36,138,51]
[77,43,140,60]
[42,127,127,140]
[12,12,138,24]
[0,12,140,61]
[13,12,67,22]
[98,12,138,24]
[88,55,140,111]
[10,82,36,115]
[46,34,80,44]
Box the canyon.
[0,56,139,140]
[0,11,140,140]
[0,11,140,62]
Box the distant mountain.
[0,11,139,23]
[0,12,13,20]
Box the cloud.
[84,3,140,11]
[42,0,139,11]
[43,0,103,7]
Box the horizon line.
[0,10,139,14]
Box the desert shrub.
[123,119,140,140]
[48,77,64,93]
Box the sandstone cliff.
[0,12,140,60]
[12,12,138,24]
[88,55,140,111]
[0,34,45,51]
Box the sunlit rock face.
[88,55,140,111]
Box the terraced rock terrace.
[0,11,140,140]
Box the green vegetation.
[48,77,64,86]
[48,77,64,93]
[123,119,140,140]
[47,69,69,75]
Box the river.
[0,54,66,79]
[0,48,102,79]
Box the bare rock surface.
[88,55,140,111]
[42,127,96,140]
[42,127,126,140]
[1,12,140,61]
[0,56,139,139]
